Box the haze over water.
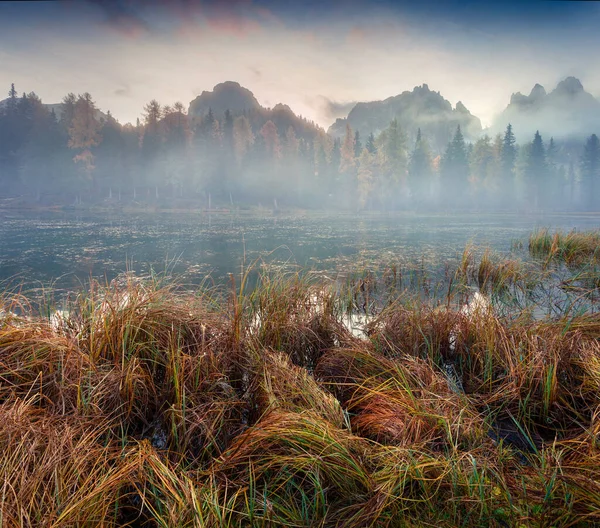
[2,211,598,293]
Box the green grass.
[1,237,600,526]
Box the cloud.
[80,0,281,40]
[310,96,358,123]
[114,85,131,97]
[249,67,262,80]
[86,0,150,38]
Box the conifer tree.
[408,128,433,205]
[354,130,362,158]
[440,125,469,206]
[366,132,376,154]
[525,130,546,209]
[501,124,516,178]
[580,133,600,210]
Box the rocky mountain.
[490,77,600,141]
[188,81,262,118]
[188,81,324,141]
[327,84,482,152]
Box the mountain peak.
[455,101,469,113]
[529,83,547,99]
[493,76,600,141]
[554,76,584,96]
[188,81,261,118]
[327,84,481,151]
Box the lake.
[1,210,599,294]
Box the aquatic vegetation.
[529,228,600,266]
[2,241,600,526]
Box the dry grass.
[1,252,600,526]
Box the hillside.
[490,77,600,141]
[327,84,482,152]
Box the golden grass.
[1,252,600,526]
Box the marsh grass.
[2,237,600,526]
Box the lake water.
[1,210,598,294]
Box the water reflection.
[0,211,598,294]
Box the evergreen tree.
[568,159,576,210]
[0,83,22,189]
[354,130,362,158]
[375,119,407,209]
[365,132,376,154]
[580,133,600,211]
[469,135,495,205]
[407,128,433,206]
[501,123,516,178]
[524,130,546,210]
[440,125,469,207]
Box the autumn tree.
[233,115,254,165]
[339,123,356,174]
[260,120,282,204]
[140,99,163,198]
[357,148,376,210]
[68,93,102,200]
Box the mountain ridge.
[326,84,482,152]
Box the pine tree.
[501,124,516,178]
[568,159,576,209]
[366,132,376,154]
[354,130,362,158]
[525,130,546,210]
[408,128,433,206]
[440,125,469,206]
[469,135,495,205]
[580,133,600,211]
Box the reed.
[1,239,600,526]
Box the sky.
[0,0,599,129]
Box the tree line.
[0,84,598,211]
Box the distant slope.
[490,77,600,141]
[188,81,324,140]
[188,81,262,118]
[327,84,482,152]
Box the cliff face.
[187,81,262,118]
[327,84,482,152]
[188,82,324,141]
[491,77,600,141]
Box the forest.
[0,83,599,212]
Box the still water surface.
[1,211,598,293]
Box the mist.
[0,0,600,214]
